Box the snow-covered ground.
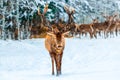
[0,37,120,80]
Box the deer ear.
[62,31,70,36]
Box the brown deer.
[92,21,109,38]
[76,23,95,38]
[45,28,69,76]
[74,17,99,38]
[91,15,115,38]
[116,19,120,35]
[105,14,117,37]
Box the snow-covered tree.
[0,0,120,40]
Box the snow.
[0,37,120,80]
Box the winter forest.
[0,0,120,80]
[0,0,120,40]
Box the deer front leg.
[93,30,97,39]
[89,32,93,39]
[54,54,61,76]
[59,52,63,75]
[52,57,54,75]
[50,53,55,75]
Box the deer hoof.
[52,72,54,75]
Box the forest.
[0,0,120,40]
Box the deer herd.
[68,13,120,39]
[35,4,120,39]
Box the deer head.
[46,31,69,54]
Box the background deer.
[115,19,120,35]
[45,28,69,76]
[77,23,95,38]
[104,14,117,38]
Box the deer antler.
[70,6,75,13]
[38,4,48,16]
[64,5,70,14]
[37,4,49,28]
[64,5,76,25]
[64,5,75,14]
[43,4,48,15]
[38,7,42,16]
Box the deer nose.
[57,45,63,49]
[58,45,62,48]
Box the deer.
[115,19,120,35]
[77,23,95,38]
[45,27,69,76]
[92,21,109,38]
[91,14,116,38]
[74,17,99,38]
[104,14,118,37]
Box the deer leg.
[105,30,109,39]
[110,31,112,38]
[89,32,93,39]
[85,32,87,37]
[54,54,61,76]
[104,31,107,39]
[94,31,97,39]
[52,57,54,75]
[115,29,118,36]
[59,52,63,75]
[79,32,82,38]
[103,31,105,38]
[98,31,100,37]
[119,29,120,34]
[50,53,55,75]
